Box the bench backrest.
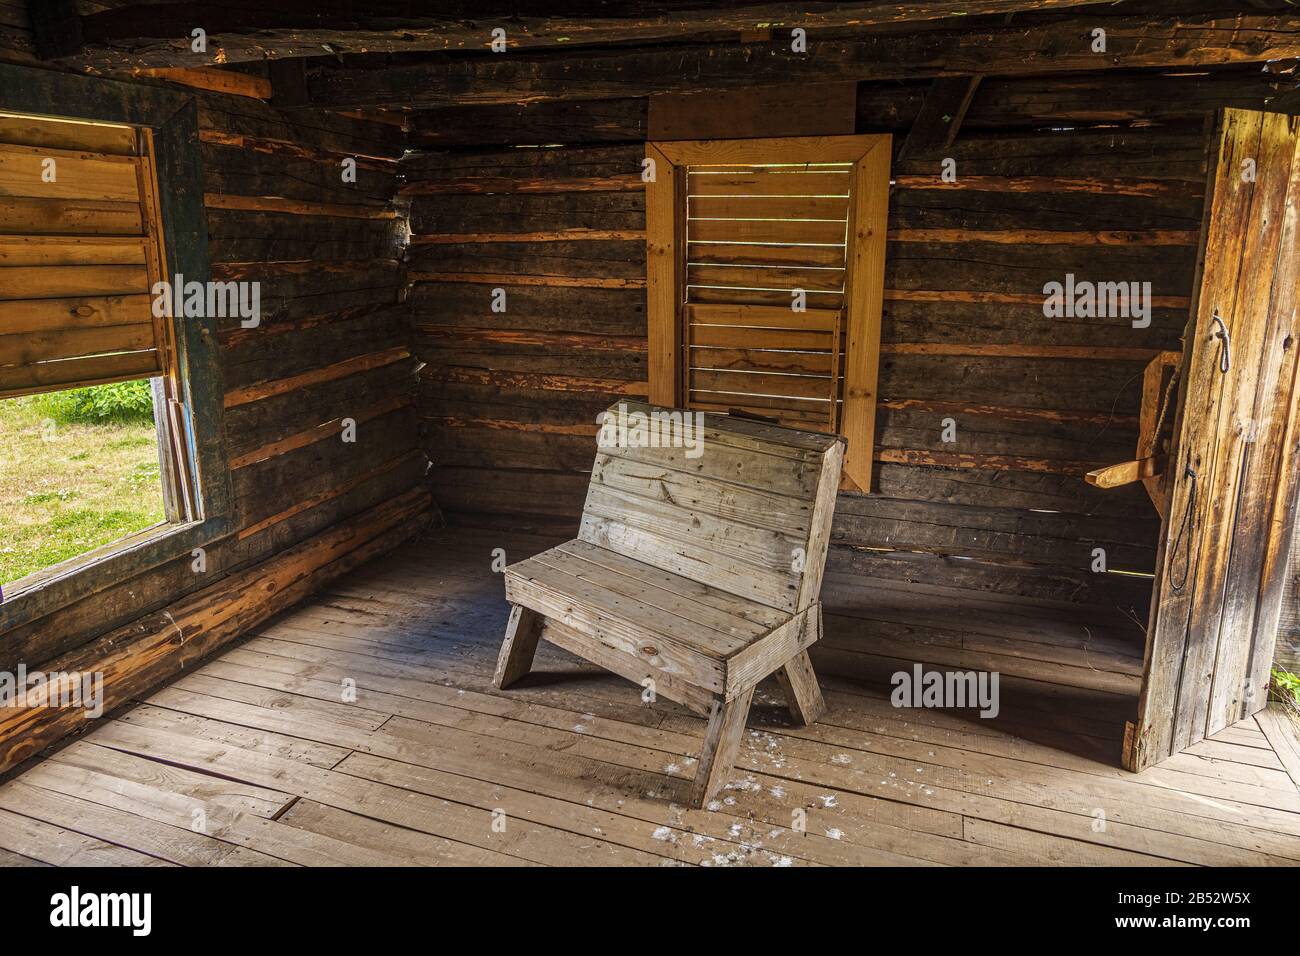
[579,401,844,614]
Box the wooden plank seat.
[495,401,845,807]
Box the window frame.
[644,133,891,493]
[0,65,234,625]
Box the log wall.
[400,70,1290,616]
[0,79,430,772]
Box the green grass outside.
[0,387,166,588]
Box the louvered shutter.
[684,162,851,432]
[0,111,169,399]
[646,135,890,492]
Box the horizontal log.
[237,451,425,541]
[892,188,1203,234]
[45,1,1114,68]
[409,239,644,279]
[881,297,1187,350]
[304,15,1300,109]
[893,175,1202,198]
[399,68,1284,148]
[204,193,398,220]
[882,344,1164,361]
[202,141,395,203]
[871,447,1097,477]
[415,326,646,353]
[412,229,644,243]
[877,397,1137,428]
[410,272,645,289]
[406,282,644,337]
[889,228,1198,246]
[224,346,410,408]
[224,356,417,460]
[399,175,643,195]
[204,209,404,263]
[408,190,644,236]
[229,395,413,470]
[432,364,646,397]
[133,66,271,99]
[233,407,421,526]
[196,99,405,167]
[884,289,1191,309]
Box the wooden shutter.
[0,111,169,399]
[686,163,850,432]
[646,135,891,491]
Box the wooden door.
[1126,109,1300,772]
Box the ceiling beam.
[37,0,1135,69]
[302,13,1300,109]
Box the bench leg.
[689,689,754,808]
[775,650,826,726]
[494,604,544,689]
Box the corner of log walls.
[0,84,432,773]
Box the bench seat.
[504,540,819,714]
[494,401,844,807]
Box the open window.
[644,134,891,492]
[0,67,232,622]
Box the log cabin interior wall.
[0,63,429,771]
[407,71,1293,629]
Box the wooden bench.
[495,401,844,807]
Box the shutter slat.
[0,144,141,202]
[688,263,845,293]
[688,286,843,309]
[0,235,147,266]
[0,294,154,336]
[0,349,161,399]
[688,242,846,268]
[690,325,833,350]
[687,171,851,196]
[0,323,157,367]
[0,113,136,155]
[691,368,835,401]
[688,399,833,429]
[0,197,143,235]
[689,196,851,219]
[689,218,847,244]
[690,347,834,375]
[686,303,839,331]
[0,264,152,299]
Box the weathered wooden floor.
[2,528,1300,867]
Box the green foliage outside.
[1272,667,1300,710]
[33,379,156,425]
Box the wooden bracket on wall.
[898,76,982,157]
[1083,350,1181,518]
